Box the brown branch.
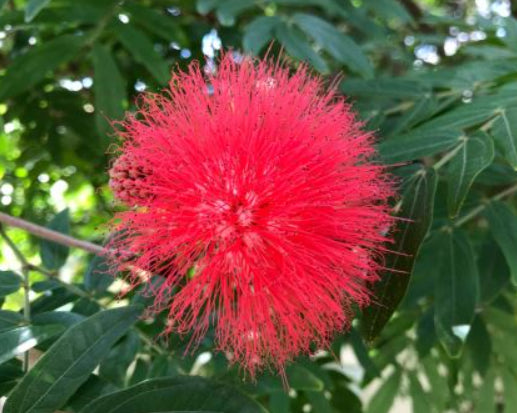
[0,211,104,255]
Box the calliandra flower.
[108,53,394,377]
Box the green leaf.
[216,0,255,26]
[306,391,332,413]
[84,254,113,294]
[115,23,170,84]
[286,364,324,391]
[30,287,77,314]
[503,18,517,53]
[293,13,372,77]
[387,96,438,137]
[447,132,494,218]
[0,271,22,297]
[485,201,517,285]
[329,382,362,412]
[503,369,517,412]
[123,3,188,46]
[39,208,70,270]
[349,328,380,379]
[362,167,437,342]
[99,331,140,386]
[4,306,141,413]
[80,376,266,413]
[415,308,436,357]
[269,392,290,413]
[363,0,413,24]
[0,34,84,101]
[434,229,479,358]
[476,368,496,413]
[490,107,517,169]
[25,0,50,22]
[0,325,64,365]
[275,22,329,73]
[32,311,85,329]
[422,356,449,409]
[66,375,119,412]
[408,373,432,413]
[478,239,510,303]
[378,129,462,163]
[466,316,491,376]
[196,0,218,15]
[92,43,125,144]
[249,363,324,394]
[366,369,401,413]
[0,0,8,10]
[418,104,498,132]
[0,361,23,396]
[243,16,280,55]
[0,311,24,331]
[341,78,428,98]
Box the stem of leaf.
[433,139,465,170]
[453,183,517,227]
[0,226,32,372]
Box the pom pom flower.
[108,53,394,377]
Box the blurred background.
[1,0,517,412]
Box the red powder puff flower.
[108,53,394,377]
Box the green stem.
[0,226,32,372]
[453,183,517,228]
[433,138,466,170]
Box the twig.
[0,212,104,255]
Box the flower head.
[108,53,394,377]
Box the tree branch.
[0,211,104,255]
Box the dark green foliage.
[1,0,517,412]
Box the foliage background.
[1,0,517,412]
